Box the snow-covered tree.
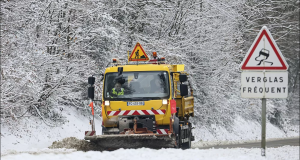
[1,0,298,137]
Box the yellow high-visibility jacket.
[111,88,124,97]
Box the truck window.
[103,71,170,100]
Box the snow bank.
[1,107,298,157]
[193,115,299,142]
[2,146,299,160]
[1,107,102,155]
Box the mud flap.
[179,122,191,149]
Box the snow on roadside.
[1,146,299,160]
[1,107,298,157]
[1,107,102,155]
[193,115,299,143]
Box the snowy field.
[2,146,299,160]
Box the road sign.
[240,26,288,70]
[240,26,289,156]
[241,72,288,98]
[129,43,149,61]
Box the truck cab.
[86,46,194,149]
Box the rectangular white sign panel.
[241,72,288,98]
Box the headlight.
[105,101,110,106]
[162,99,168,105]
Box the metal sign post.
[92,113,95,131]
[261,98,266,156]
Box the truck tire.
[181,124,191,149]
[173,117,180,148]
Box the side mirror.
[88,87,95,100]
[180,84,188,96]
[118,67,123,76]
[88,77,95,85]
[179,74,187,83]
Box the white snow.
[1,107,299,160]
[1,146,299,160]
[193,115,299,143]
[1,107,102,155]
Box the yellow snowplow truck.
[85,45,194,149]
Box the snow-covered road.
[193,137,299,149]
[1,146,299,160]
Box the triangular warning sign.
[240,26,288,70]
[129,43,149,61]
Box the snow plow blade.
[85,134,176,149]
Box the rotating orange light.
[153,52,157,58]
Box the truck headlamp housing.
[162,99,168,105]
[105,101,110,106]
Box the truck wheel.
[173,117,180,148]
[181,125,191,149]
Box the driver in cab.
[111,82,124,98]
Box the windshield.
[103,71,170,101]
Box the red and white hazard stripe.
[85,131,96,136]
[156,129,169,135]
[107,110,166,116]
